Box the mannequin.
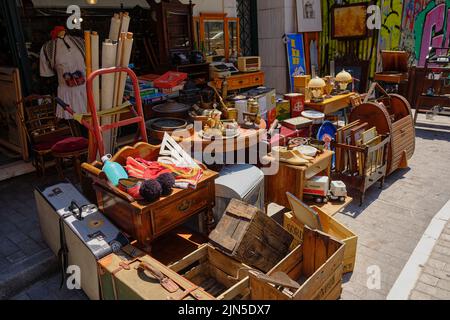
[40,26,87,120]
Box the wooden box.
[283,207,357,273]
[294,75,311,88]
[169,244,251,300]
[209,199,293,273]
[250,226,345,300]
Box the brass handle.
[178,200,193,212]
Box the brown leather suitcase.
[97,245,214,300]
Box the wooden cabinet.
[213,71,265,91]
[147,0,195,71]
[264,151,333,208]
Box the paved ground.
[337,113,450,300]
[409,220,450,300]
[2,112,450,300]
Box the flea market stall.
[1,0,431,301]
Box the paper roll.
[101,40,117,155]
[101,40,117,110]
[115,32,134,107]
[120,12,130,34]
[109,13,121,42]
[91,32,100,110]
[113,33,125,107]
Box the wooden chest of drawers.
[82,143,218,253]
[214,71,265,91]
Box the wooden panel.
[293,241,344,300]
[310,265,344,300]
[304,155,331,180]
[152,184,209,237]
[302,227,317,277]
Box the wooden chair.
[19,95,88,179]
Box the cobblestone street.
[1,113,450,300]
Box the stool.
[51,137,89,182]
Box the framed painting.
[331,3,369,40]
[296,0,322,32]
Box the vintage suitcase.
[250,226,345,300]
[209,199,294,273]
[98,245,215,300]
[34,180,128,300]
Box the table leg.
[206,208,215,234]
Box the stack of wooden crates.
[96,198,350,300]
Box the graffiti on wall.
[401,0,450,66]
[376,0,403,71]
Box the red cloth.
[51,26,66,40]
[51,137,88,153]
[125,157,203,187]
[34,136,69,151]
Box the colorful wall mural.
[401,0,450,66]
[376,0,403,71]
[319,0,450,83]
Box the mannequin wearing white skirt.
[40,30,87,120]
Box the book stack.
[125,78,166,105]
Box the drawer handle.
[239,80,244,84]
[178,200,193,212]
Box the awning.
[31,0,151,9]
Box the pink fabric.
[51,137,88,153]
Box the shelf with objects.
[412,47,450,125]
[374,50,410,96]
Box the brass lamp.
[335,69,352,94]
[307,77,326,103]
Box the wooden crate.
[283,206,357,274]
[250,226,345,300]
[209,199,293,273]
[169,244,251,300]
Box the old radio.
[238,56,261,72]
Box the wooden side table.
[264,150,333,208]
[305,93,355,123]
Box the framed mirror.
[194,13,240,62]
